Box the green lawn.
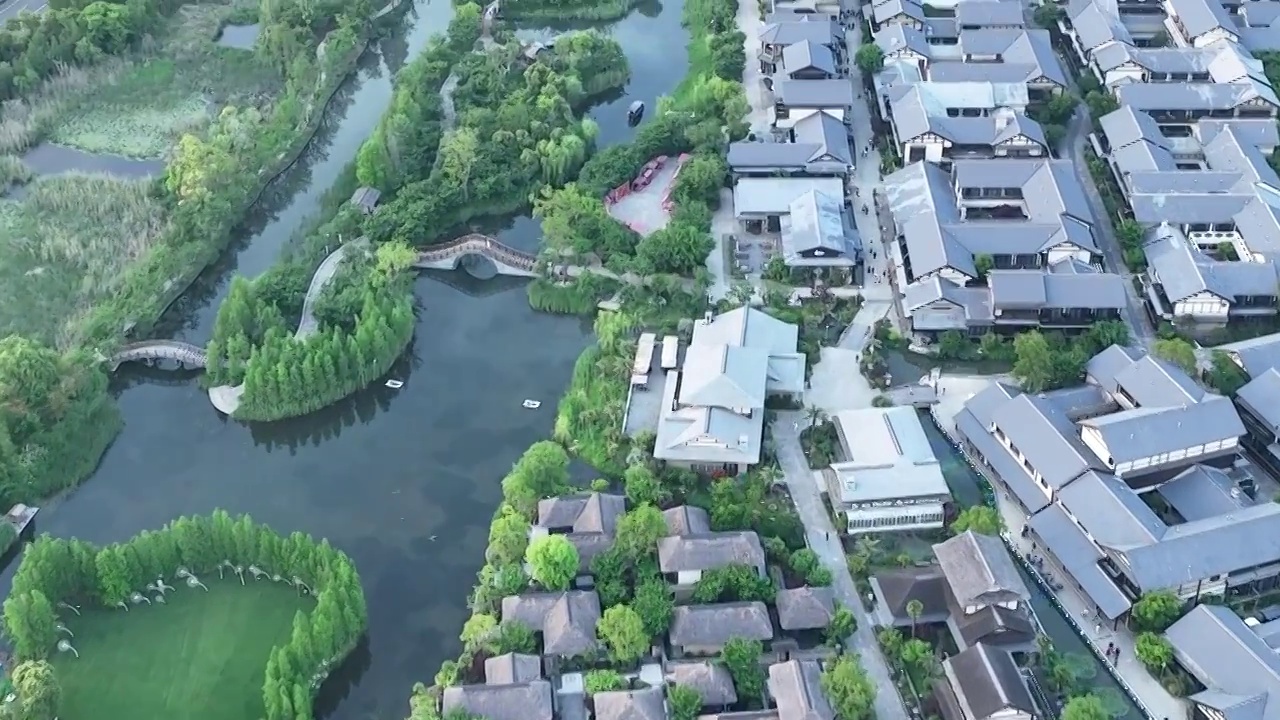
[53,578,312,720]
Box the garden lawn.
[52,578,311,720]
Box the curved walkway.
[440,4,500,132]
[414,233,538,275]
[109,340,208,370]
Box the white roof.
[830,407,951,503]
[733,177,845,216]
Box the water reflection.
[21,143,165,178]
[216,23,262,49]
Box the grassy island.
[2,511,367,720]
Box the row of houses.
[727,10,863,277]
[859,0,1133,338]
[882,158,1129,336]
[1063,0,1280,324]
[445,496,847,720]
[954,340,1280,720]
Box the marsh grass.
[0,155,33,187]
[0,174,167,345]
[5,3,281,159]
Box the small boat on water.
[523,399,542,409]
[385,379,404,389]
[627,100,645,126]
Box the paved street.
[0,0,47,21]
[773,414,910,720]
[842,26,893,289]
[807,298,891,413]
[1066,108,1156,350]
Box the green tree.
[720,637,765,701]
[1062,694,1110,720]
[11,659,60,720]
[525,535,580,591]
[821,653,877,720]
[1131,590,1183,632]
[974,253,994,278]
[597,604,649,664]
[488,507,531,566]
[614,504,667,560]
[632,579,674,637]
[502,442,572,516]
[494,621,538,655]
[584,669,628,695]
[1079,320,1130,356]
[1153,337,1198,376]
[937,331,971,360]
[905,599,924,637]
[667,684,703,720]
[1207,350,1248,395]
[1013,330,1059,392]
[3,590,57,661]
[1033,3,1064,28]
[825,604,857,646]
[950,506,1003,536]
[624,464,670,507]
[461,613,498,652]
[1135,632,1173,675]
[854,44,884,74]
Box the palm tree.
[906,598,924,637]
[853,536,881,563]
[805,405,827,428]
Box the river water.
[12,1,690,717]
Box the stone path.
[1065,107,1155,350]
[772,413,910,720]
[807,298,891,414]
[841,25,891,290]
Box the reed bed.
[0,155,33,187]
[0,62,132,155]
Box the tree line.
[364,27,628,246]
[205,241,418,421]
[356,3,486,193]
[3,510,367,720]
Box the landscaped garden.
[52,579,310,720]
[2,511,368,720]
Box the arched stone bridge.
[109,340,208,370]
[413,234,539,277]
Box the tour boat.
[523,399,541,409]
[627,100,645,126]
[385,379,404,389]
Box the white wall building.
[825,407,952,534]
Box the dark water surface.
[13,1,692,717]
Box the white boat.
[385,379,404,389]
[523,399,541,409]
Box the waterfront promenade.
[930,376,1183,720]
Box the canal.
[9,0,692,717]
[920,414,1144,720]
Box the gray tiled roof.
[1158,464,1247,522]
[870,566,951,623]
[1026,504,1132,620]
[775,586,837,630]
[890,87,1045,148]
[873,0,925,24]
[1099,106,1169,152]
[443,681,554,720]
[875,23,932,57]
[537,493,625,534]
[768,661,835,720]
[658,531,766,573]
[1079,397,1245,463]
[669,602,775,648]
[990,393,1106,489]
[761,14,839,46]
[955,1,1025,28]
[934,531,1030,608]
[1167,605,1280,720]
[667,662,739,706]
[987,270,1126,311]
[776,79,854,108]
[1166,0,1236,39]
[727,109,853,174]
[1223,333,1280,377]
[1067,0,1133,52]
[484,653,543,684]
[1112,352,1206,407]
[663,505,712,536]
[1117,82,1275,113]
[500,591,602,656]
[1056,470,1166,545]
[679,344,769,409]
[1237,367,1280,433]
[782,41,837,77]
[780,189,861,267]
[595,688,668,720]
[942,643,1035,720]
[1146,224,1279,304]
[1085,344,1144,393]
[955,28,1068,86]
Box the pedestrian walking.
[1114,647,1121,661]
